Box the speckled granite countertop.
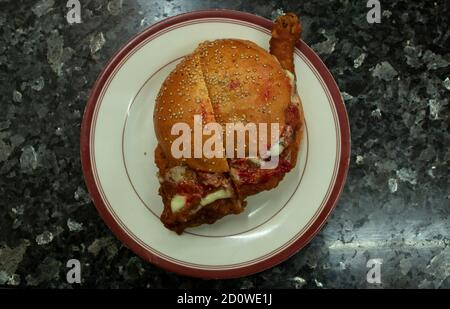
[0,0,449,288]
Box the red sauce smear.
[285,103,300,129]
[229,79,240,90]
[233,158,292,184]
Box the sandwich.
[153,13,304,234]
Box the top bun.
[154,39,293,172]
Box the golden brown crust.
[269,13,301,75]
[161,197,245,235]
[156,144,245,234]
[287,99,304,168]
[269,13,304,168]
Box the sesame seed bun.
[154,39,297,167]
[197,39,291,135]
[154,53,229,173]
[197,39,293,157]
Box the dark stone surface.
[0,0,449,288]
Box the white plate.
[80,10,350,279]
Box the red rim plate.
[80,9,351,279]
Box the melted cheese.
[248,157,262,166]
[166,166,187,183]
[291,93,301,105]
[285,69,295,91]
[170,195,186,213]
[170,189,232,214]
[268,140,285,157]
[200,189,231,206]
